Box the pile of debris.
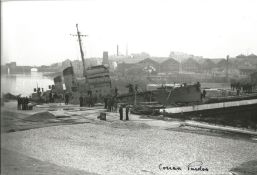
[130,102,164,115]
[24,112,56,122]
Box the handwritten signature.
[159,161,209,171]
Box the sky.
[1,0,257,66]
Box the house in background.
[159,57,179,73]
[236,54,257,65]
[215,59,227,70]
[133,57,180,73]
[199,59,216,73]
[181,58,201,73]
[137,58,159,71]
[239,66,256,76]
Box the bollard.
[99,112,106,121]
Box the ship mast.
[71,24,87,77]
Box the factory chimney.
[102,51,109,67]
[117,45,119,56]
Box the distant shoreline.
[42,71,62,78]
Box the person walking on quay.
[119,105,123,120]
[125,105,130,121]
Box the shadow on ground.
[1,148,99,175]
[230,160,257,175]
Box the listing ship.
[57,66,202,105]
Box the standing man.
[202,89,206,99]
[125,105,130,121]
[110,98,114,112]
[25,97,29,110]
[17,96,21,110]
[104,98,108,109]
[21,97,25,110]
[24,97,27,110]
[119,105,123,120]
[49,91,52,103]
[107,98,111,111]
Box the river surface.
[1,72,53,96]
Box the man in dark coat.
[104,98,108,109]
[119,105,123,120]
[125,105,130,121]
[107,98,111,111]
[17,97,21,110]
[109,98,114,112]
[21,97,25,110]
[202,89,206,98]
[24,97,29,110]
[49,91,53,103]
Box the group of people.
[17,96,30,110]
[104,97,118,112]
[103,96,130,121]
[231,82,255,94]
[49,91,58,103]
[119,105,130,121]
[79,95,97,107]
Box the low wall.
[161,99,257,114]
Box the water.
[1,72,54,96]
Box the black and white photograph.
[1,0,257,174]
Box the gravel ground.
[2,122,257,175]
[1,148,99,175]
